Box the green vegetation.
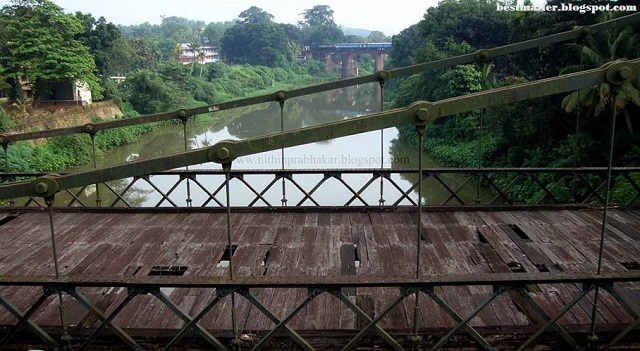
[387,0,640,204]
[0,0,103,103]
[1,1,370,175]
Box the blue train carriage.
[367,43,392,50]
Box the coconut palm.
[561,22,640,133]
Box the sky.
[41,0,441,36]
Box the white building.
[179,44,220,65]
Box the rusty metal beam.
[0,272,639,289]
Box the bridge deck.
[1,208,640,348]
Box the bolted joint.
[82,123,96,135]
[578,25,592,38]
[273,90,286,103]
[376,70,390,86]
[230,337,242,346]
[207,141,237,164]
[177,109,190,123]
[413,102,440,134]
[474,49,491,63]
[605,60,636,85]
[411,335,423,344]
[216,147,230,160]
[33,175,60,198]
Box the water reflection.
[61,84,488,207]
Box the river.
[70,84,491,207]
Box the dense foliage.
[0,0,103,101]
[387,0,640,203]
[0,1,354,174]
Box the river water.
[71,84,491,207]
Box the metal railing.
[3,167,640,209]
[1,272,640,350]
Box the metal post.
[413,122,425,349]
[1,143,13,207]
[183,119,193,207]
[588,103,618,349]
[224,165,241,349]
[46,196,71,347]
[476,110,484,205]
[89,133,101,207]
[279,100,287,206]
[379,81,386,206]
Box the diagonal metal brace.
[162,288,233,351]
[78,287,143,351]
[514,285,589,351]
[237,288,316,351]
[424,286,503,351]
[340,287,415,351]
[421,286,506,350]
[0,290,60,350]
[68,287,143,351]
[330,288,405,351]
[150,287,228,351]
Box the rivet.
[274,91,286,102]
[216,147,230,160]
[417,108,430,121]
[619,67,632,79]
[34,182,49,195]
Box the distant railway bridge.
[304,43,392,78]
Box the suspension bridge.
[1,13,640,351]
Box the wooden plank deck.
[1,208,640,348]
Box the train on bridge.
[316,42,392,50]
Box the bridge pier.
[342,53,355,79]
[374,53,385,73]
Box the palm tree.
[187,42,200,76]
[561,23,640,133]
[197,51,207,77]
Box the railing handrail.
[0,12,638,145]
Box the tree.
[366,31,389,43]
[561,24,640,133]
[74,14,122,77]
[301,23,344,47]
[0,0,103,102]
[299,5,343,47]
[299,5,336,27]
[238,6,274,24]
[202,22,231,47]
[221,22,300,67]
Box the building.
[178,44,220,65]
[34,79,92,106]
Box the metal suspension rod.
[476,110,484,205]
[89,134,102,207]
[589,105,618,347]
[46,196,71,346]
[224,167,241,349]
[379,81,386,206]
[1,143,13,207]
[574,41,585,168]
[413,124,425,349]
[280,100,287,206]
[183,120,193,207]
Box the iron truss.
[1,273,640,350]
